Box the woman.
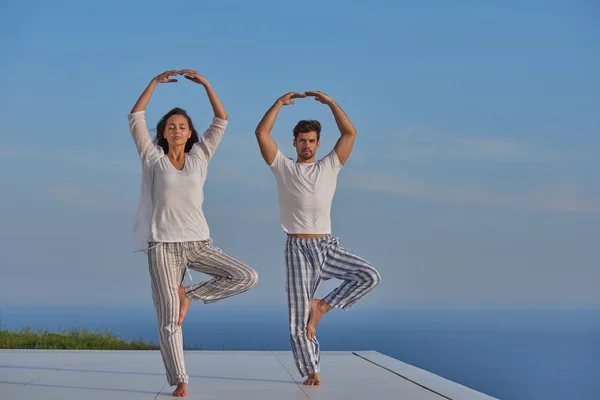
[128,69,258,397]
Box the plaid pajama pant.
[285,235,381,377]
[148,240,258,386]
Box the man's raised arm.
[305,91,357,166]
[255,92,306,165]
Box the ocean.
[1,306,598,400]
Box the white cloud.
[455,137,527,159]
[0,147,139,175]
[340,173,600,213]
[376,126,564,163]
[47,185,132,213]
[245,209,278,222]
[210,164,271,188]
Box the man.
[255,91,381,386]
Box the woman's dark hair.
[293,120,321,141]
[154,107,199,154]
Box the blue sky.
[1,0,598,309]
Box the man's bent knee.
[368,267,381,289]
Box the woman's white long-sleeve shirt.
[128,111,227,253]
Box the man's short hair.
[293,120,321,141]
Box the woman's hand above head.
[181,69,209,86]
[180,70,226,120]
[130,70,180,114]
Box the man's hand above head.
[304,91,334,106]
[278,92,307,106]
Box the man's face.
[294,131,320,161]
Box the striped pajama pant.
[148,240,258,386]
[285,235,381,377]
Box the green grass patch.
[0,327,159,350]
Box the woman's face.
[164,114,192,148]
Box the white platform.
[0,350,497,399]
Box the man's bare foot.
[303,372,321,386]
[172,382,188,397]
[178,286,190,327]
[307,299,332,340]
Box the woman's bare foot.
[303,372,321,386]
[178,286,190,327]
[172,382,188,397]
[307,299,332,340]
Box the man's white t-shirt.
[269,149,343,234]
